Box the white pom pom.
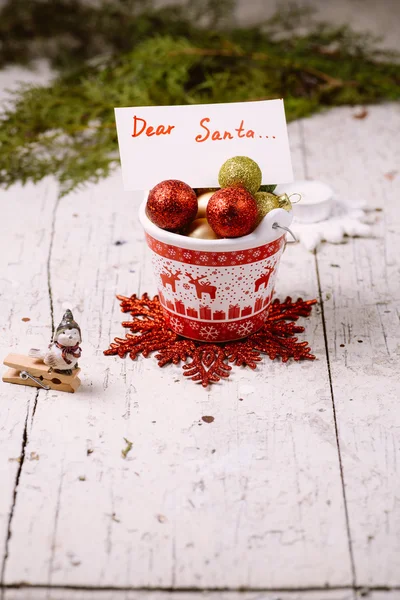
[347,209,365,221]
[321,221,345,243]
[290,184,376,251]
[298,230,322,251]
[343,219,371,237]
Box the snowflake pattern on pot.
[236,321,255,338]
[200,325,220,340]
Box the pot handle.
[255,208,294,241]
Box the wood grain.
[300,105,400,586]
[0,588,356,600]
[2,588,357,600]
[2,122,351,588]
[1,73,399,590]
[0,179,57,582]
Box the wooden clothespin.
[2,353,81,393]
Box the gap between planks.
[2,119,352,589]
[2,583,400,600]
[298,119,356,585]
[0,186,60,593]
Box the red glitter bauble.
[206,187,258,238]
[146,180,198,232]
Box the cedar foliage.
[0,0,399,196]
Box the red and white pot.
[139,200,293,342]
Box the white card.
[115,99,293,190]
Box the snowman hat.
[54,309,82,342]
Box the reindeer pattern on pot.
[160,267,181,292]
[152,241,285,324]
[255,265,274,292]
[184,272,217,300]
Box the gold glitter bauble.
[186,218,220,240]
[218,156,262,195]
[277,193,293,212]
[196,192,214,219]
[254,192,279,225]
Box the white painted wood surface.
[0,68,399,598]
[300,105,400,586]
[5,589,400,600]
[3,589,357,600]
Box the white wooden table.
[0,66,399,599]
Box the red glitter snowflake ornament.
[104,294,317,388]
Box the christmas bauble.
[259,184,277,193]
[218,156,262,195]
[146,180,198,231]
[186,218,220,240]
[196,192,214,219]
[277,193,293,212]
[207,187,258,238]
[254,192,280,225]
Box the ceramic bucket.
[139,201,293,342]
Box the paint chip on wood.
[157,514,167,523]
[202,416,214,423]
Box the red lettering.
[195,118,256,142]
[195,118,211,142]
[235,119,245,138]
[146,126,155,137]
[156,124,175,135]
[132,116,147,138]
[212,130,223,141]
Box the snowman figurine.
[29,310,82,375]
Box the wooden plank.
[0,179,57,580]
[0,65,55,582]
[2,587,356,600]
[300,104,400,586]
[365,593,400,600]
[3,122,351,588]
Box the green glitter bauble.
[254,192,279,225]
[218,156,262,195]
[259,184,277,193]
